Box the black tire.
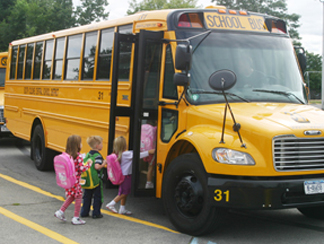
[162,153,224,236]
[298,206,324,219]
[32,124,52,171]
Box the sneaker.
[119,209,132,215]
[145,182,154,189]
[106,204,118,214]
[54,210,66,222]
[92,214,103,219]
[71,217,86,225]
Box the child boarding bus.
[0,52,10,136]
[4,6,324,235]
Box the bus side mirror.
[297,52,306,75]
[294,46,307,75]
[175,44,192,71]
[174,44,192,87]
[174,72,191,86]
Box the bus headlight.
[212,148,255,165]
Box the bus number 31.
[214,189,230,202]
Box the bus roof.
[9,6,286,46]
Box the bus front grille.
[273,135,324,171]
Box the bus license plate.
[304,180,324,195]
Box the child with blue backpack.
[106,136,155,215]
[54,135,92,225]
[80,135,107,219]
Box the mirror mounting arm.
[221,91,246,148]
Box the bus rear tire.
[162,153,224,236]
[298,206,324,219]
[32,124,52,171]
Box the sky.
[74,0,324,55]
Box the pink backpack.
[140,124,157,163]
[54,152,77,189]
[106,154,125,185]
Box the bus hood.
[186,103,324,137]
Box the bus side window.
[143,41,162,109]
[97,28,114,80]
[25,43,34,80]
[17,44,26,80]
[161,109,178,142]
[53,37,65,80]
[10,46,18,80]
[65,34,82,80]
[163,44,178,100]
[82,31,98,80]
[43,40,54,79]
[33,42,43,80]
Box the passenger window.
[97,28,114,80]
[17,44,26,80]
[161,109,178,142]
[43,40,54,79]
[82,31,97,80]
[25,43,34,80]
[163,45,178,99]
[53,37,65,80]
[143,41,162,109]
[118,25,133,80]
[33,42,44,80]
[65,34,82,80]
[119,25,132,34]
[10,46,18,80]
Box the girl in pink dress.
[54,135,91,225]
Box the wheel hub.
[174,175,204,216]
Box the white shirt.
[120,150,149,175]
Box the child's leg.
[74,194,82,217]
[80,189,93,217]
[92,184,102,217]
[119,195,131,215]
[60,195,75,212]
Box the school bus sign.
[204,12,268,32]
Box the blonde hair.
[65,135,81,159]
[113,136,127,162]
[87,135,103,149]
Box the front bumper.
[208,174,324,210]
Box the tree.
[212,0,302,46]
[127,0,200,15]
[74,0,109,26]
[305,52,322,99]
[0,0,75,52]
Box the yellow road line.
[0,173,65,201]
[0,207,78,244]
[0,173,179,234]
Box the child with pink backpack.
[54,135,92,225]
[106,136,155,215]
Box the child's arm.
[94,159,107,170]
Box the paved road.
[2,137,324,244]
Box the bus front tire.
[298,206,324,219]
[32,125,52,171]
[162,153,224,236]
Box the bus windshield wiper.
[253,89,305,104]
[189,89,250,102]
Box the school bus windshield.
[186,31,307,105]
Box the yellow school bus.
[5,6,324,235]
[0,52,11,136]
